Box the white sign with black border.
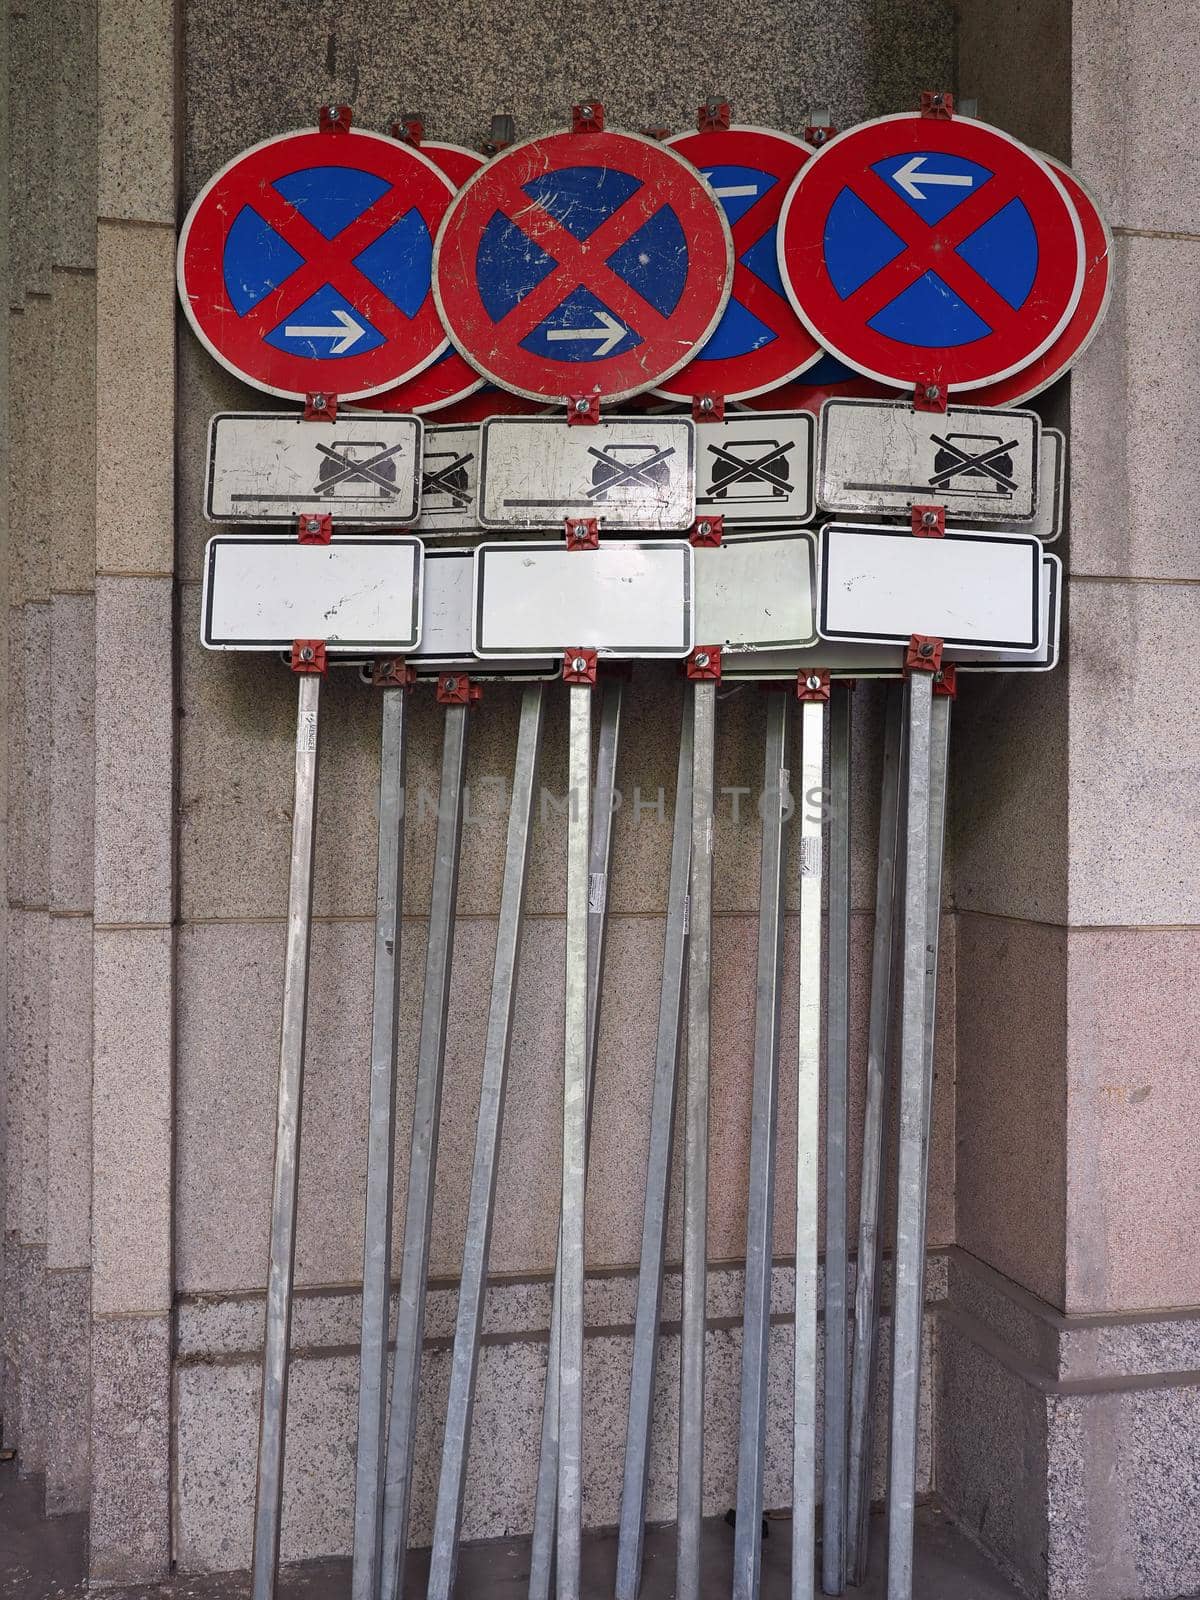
[692,530,817,652]
[694,411,815,527]
[817,399,1040,524]
[413,423,482,532]
[414,548,557,676]
[201,535,422,653]
[205,413,423,525]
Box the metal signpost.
[178,119,456,402]
[176,87,1109,1600]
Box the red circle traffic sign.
[433,127,733,403]
[653,125,821,402]
[358,141,488,415]
[738,353,891,415]
[776,113,1085,392]
[178,128,455,401]
[968,156,1112,407]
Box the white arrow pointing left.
[702,169,759,200]
[891,155,974,202]
[283,305,365,355]
[547,308,625,357]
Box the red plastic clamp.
[690,515,723,547]
[920,90,955,119]
[567,393,600,425]
[934,663,958,699]
[371,657,418,687]
[905,634,944,673]
[389,114,424,145]
[563,649,598,685]
[290,640,327,675]
[297,512,332,544]
[804,121,837,149]
[796,669,831,702]
[565,516,600,550]
[913,378,947,414]
[692,393,725,423]
[572,102,604,133]
[687,645,722,681]
[912,504,945,537]
[304,392,338,421]
[640,125,671,141]
[482,114,517,154]
[319,104,352,134]
[698,99,731,131]
[436,672,482,706]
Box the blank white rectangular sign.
[413,423,482,532]
[951,555,1061,672]
[478,416,696,531]
[206,413,422,525]
[818,523,1042,652]
[415,550,556,674]
[201,536,422,653]
[693,531,817,652]
[817,399,1040,523]
[473,541,693,658]
[693,411,815,526]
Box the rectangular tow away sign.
[818,522,1042,652]
[477,416,696,531]
[205,413,422,525]
[693,411,815,527]
[413,423,483,534]
[817,399,1040,523]
[473,540,693,658]
[201,535,422,653]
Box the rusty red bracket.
[920,90,955,119]
[690,514,723,547]
[905,634,944,673]
[563,649,598,685]
[297,512,332,544]
[436,672,482,706]
[804,121,837,148]
[304,392,338,421]
[567,393,600,425]
[692,393,725,422]
[371,657,418,688]
[934,664,958,699]
[319,104,352,134]
[911,505,945,537]
[565,516,600,550]
[796,669,831,702]
[389,114,424,145]
[572,102,604,133]
[698,99,731,131]
[290,640,327,675]
[687,645,722,681]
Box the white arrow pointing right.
[546,308,625,357]
[283,305,366,355]
[892,155,974,202]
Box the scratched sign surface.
[477,415,695,530]
[433,127,733,403]
[205,412,422,524]
[178,129,455,401]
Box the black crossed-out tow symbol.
[422,449,474,508]
[313,440,404,499]
[706,437,796,499]
[585,443,676,501]
[928,434,1020,495]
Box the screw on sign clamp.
[567,393,600,425]
[687,646,722,681]
[290,639,327,675]
[920,90,955,119]
[565,516,600,550]
[690,515,723,547]
[933,664,958,699]
[297,512,333,544]
[319,104,353,134]
[436,672,482,706]
[913,378,947,414]
[563,649,599,685]
[572,102,605,133]
[804,107,837,148]
[911,505,945,537]
[905,634,944,673]
[371,657,418,688]
[692,394,725,423]
[483,114,517,154]
[796,669,831,702]
[389,113,425,145]
[304,392,338,421]
[698,98,732,132]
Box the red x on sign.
[433,128,733,404]
[178,128,456,400]
[777,113,1085,392]
[654,124,823,403]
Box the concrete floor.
[1,1462,1022,1599]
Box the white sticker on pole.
[817,399,1040,523]
[205,413,423,525]
[818,522,1042,652]
[412,423,482,532]
[473,540,693,658]
[201,535,422,653]
[693,530,817,652]
[414,548,556,675]
[478,416,696,531]
[693,411,815,527]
